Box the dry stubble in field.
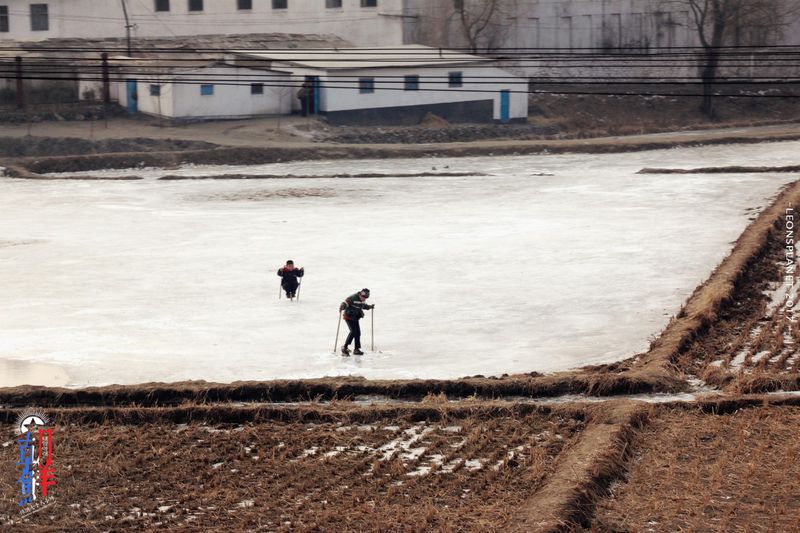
[592,405,800,533]
[0,406,585,532]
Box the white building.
[233,45,528,124]
[408,0,800,80]
[115,61,293,120]
[0,0,409,46]
[410,0,800,51]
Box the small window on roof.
[238,0,252,9]
[200,84,214,96]
[359,78,375,94]
[188,0,203,11]
[448,71,463,88]
[251,83,264,95]
[150,84,161,96]
[361,0,377,7]
[326,0,342,7]
[155,0,170,12]
[404,75,419,91]
[272,0,288,9]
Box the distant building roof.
[232,44,493,71]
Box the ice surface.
[1,141,799,387]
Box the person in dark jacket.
[297,80,312,117]
[277,260,304,299]
[339,288,373,356]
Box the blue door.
[311,76,321,114]
[126,80,138,114]
[500,90,510,123]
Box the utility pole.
[15,56,24,109]
[120,0,133,56]
[101,53,111,104]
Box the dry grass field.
[0,403,589,532]
[592,403,800,533]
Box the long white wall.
[0,0,406,46]
[410,0,800,51]
[318,65,527,120]
[122,66,293,119]
[408,0,800,80]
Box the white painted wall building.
[410,0,800,51]
[408,0,800,79]
[0,0,408,46]
[117,63,294,120]
[234,45,528,124]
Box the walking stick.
[334,311,343,353]
[371,308,375,352]
[278,282,282,300]
[296,279,301,301]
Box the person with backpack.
[277,260,304,299]
[339,288,373,356]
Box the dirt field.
[0,402,589,532]
[672,200,800,394]
[592,403,800,533]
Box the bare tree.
[452,0,512,53]
[665,0,797,117]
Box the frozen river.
[1,141,798,387]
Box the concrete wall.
[0,0,407,46]
[408,0,800,79]
[410,0,800,51]
[316,65,527,121]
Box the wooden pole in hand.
[334,312,343,353]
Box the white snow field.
[1,141,799,387]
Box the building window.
[238,0,252,9]
[404,75,419,91]
[0,6,9,33]
[326,0,342,7]
[200,84,214,96]
[359,78,375,94]
[30,4,49,31]
[251,83,264,94]
[155,0,170,11]
[448,71,463,87]
[361,0,377,7]
[272,0,287,9]
[188,0,203,11]
[150,85,161,96]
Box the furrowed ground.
[0,403,587,532]
[592,403,800,533]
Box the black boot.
[341,346,351,356]
[353,348,364,356]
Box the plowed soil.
[592,404,800,533]
[0,404,586,532]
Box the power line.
[3,44,800,52]
[4,65,800,84]
[2,73,798,99]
